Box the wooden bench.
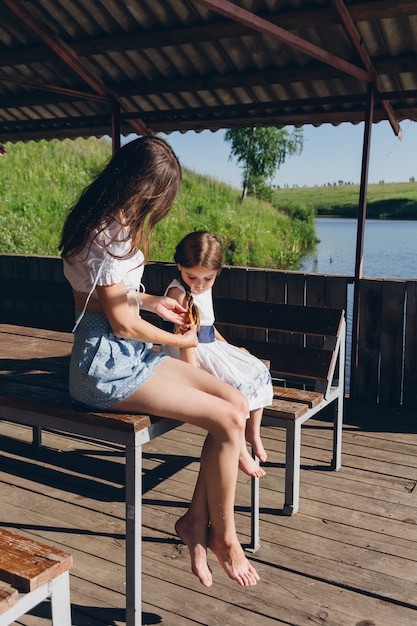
[0,324,181,626]
[0,303,345,559]
[214,298,346,551]
[0,528,72,626]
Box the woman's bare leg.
[111,358,259,586]
[175,458,212,586]
[245,408,267,463]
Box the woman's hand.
[177,325,199,349]
[141,294,189,326]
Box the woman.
[60,136,259,588]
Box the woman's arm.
[166,285,199,367]
[96,282,197,348]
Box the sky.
[164,120,417,190]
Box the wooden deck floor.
[1,400,416,626]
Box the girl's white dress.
[163,279,273,412]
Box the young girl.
[60,137,259,588]
[163,230,273,477]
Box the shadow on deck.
[0,398,416,626]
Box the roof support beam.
[3,0,151,136]
[331,0,401,137]
[193,0,369,82]
[0,73,110,103]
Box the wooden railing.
[1,254,416,410]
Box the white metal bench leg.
[332,321,345,471]
[247,451,260,553]
[332,397,343,471]
[50,571,72,626]
[282,420,301,516]
[125,435,142,626]
[0,571,72,626]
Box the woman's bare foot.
[239,446,266,477]
[175,515,213,587]
[208,528,260,586]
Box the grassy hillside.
[272,181,417,219]
[1,137,415,270]
[0,138,315,269]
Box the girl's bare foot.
[208,528,260,586]
[246,433,268,464]
[175,515,213,587]
[239,446,266,477]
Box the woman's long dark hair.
[60,135,182,261]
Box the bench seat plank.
[272,386,324,408]
[0,324,182,625]
[0,528,72,593]
[0,582,18,614]
[0,380,156,433]
[264,399,309,420]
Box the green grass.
[272,181,417,219]
[0,138,316,269]
[1,137,415,270]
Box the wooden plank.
[266,270,286,303]
[0,381,154,432]
[379,280,406,406]
[0,323,72,340]
[403,281,417,408]
[219,267,250,344]
[285,271,306,305]
[248,268,267,342]
[305,273,326,308]
[324,274,351,310]
[234,339,333,381]
[273,386,324,407]
[355,278,383,403]
[0,582,18,615]
[0,528,72,592]
[263,398,309,420]
[305,274,327,349]
[0,401,416,626]
[214,298,343,336]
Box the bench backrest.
[213,298,346,398]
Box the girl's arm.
[166,285,199,367]
[214,325,248,352]
[214,326,227,342]
[96,282,197,349]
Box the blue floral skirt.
[69,311,168,409]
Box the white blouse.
[63,221,145,331]
[63,221,145,298]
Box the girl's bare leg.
[111,358,259,586]
[238,436,266,477]
[245,408,267,463]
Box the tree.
[224,126,303,200]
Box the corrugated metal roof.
[1,0,417,142]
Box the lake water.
[298,218,417,392]
[299,218,417,278]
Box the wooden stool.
[0,528,73,626]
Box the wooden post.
[350,83,374,397]
[111,102,121,154]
